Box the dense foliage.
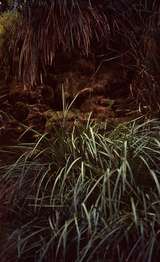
[1,118,160,261]
[0,2,160,261]
[0,0,158,110]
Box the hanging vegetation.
[15,0,113,84]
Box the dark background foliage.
[1,0,160,112]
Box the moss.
[0,11,20,48]
[45,110,92,132]
[109,122,131,140]
[0,10,21,84]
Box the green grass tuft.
[0,118,160,261]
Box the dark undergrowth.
[0,2,160,262]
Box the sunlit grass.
[0,117,160,261]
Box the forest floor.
[0,59,142,147]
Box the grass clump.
[0,118,160,261]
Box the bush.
[15,0,141,84]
